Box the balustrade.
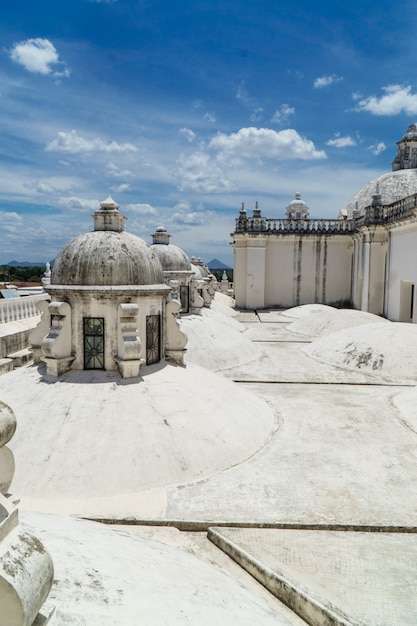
[0,293,49,324]
[235,217,356,234]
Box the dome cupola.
[286,192,310,219]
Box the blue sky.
[1,0,417,265]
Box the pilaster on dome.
[152,225,171,245]
[93,196,127,232]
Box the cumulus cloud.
[126,203,157,216]
[271,104,295,125]
[46,130,138,154]
[209,127,326,160]
[313,74,343,88]
[179,128,196,142]
[10,38,70,77]
[355,84,417,115]
[326,134,357,148]
[170,201,213,227]
[177,152,234,192]
[368,142,386,156]
[56,196,99,211]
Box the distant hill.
[4,260,47,267]
[206,258,231,270]
[4,260,54,267]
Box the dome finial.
[100,196,120,210]
[93,196,126,232]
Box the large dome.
[345,169,417,217]
[345,125,417,217]
[51,197,164,286]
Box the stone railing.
[358,194,417,225]
[234,217,356,234]
[0,293,49,324]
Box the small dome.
[286,192,309,219]
[288,192,308,209]
[52,231,164,286]
[52,199,164,286]
[151,226,191,272]
[152,244,191,272]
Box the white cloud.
[250,108,264,122]
[179,128,196,142]
[355,84,417,115]
[126,203,157,216]
[209,127,326,160]
[271,104,295,125]
[170,201,213,227]
[326,135,356,148]
[57,196,99,211]
[111,183,131,193]
[177,152,233,192]
[46,130,138,154]
[368,142,386,156]
[10,38,70,77]
[204,111,216,123]
[0,211,23,233]
[313,74,343,88]
[23,180,59,194]
[106,162,134,178]
[235,80,258,109]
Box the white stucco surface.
[280,304,335,319]
[304,322,417,383]
[290,308,388,338]
[0,361,276,516]
[210,527,417,626]
[181,295,261,371]
[3,295,417,625]
[21,513,295,626]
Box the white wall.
[385,221,417,322]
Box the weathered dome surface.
[282,304,335,320]
[303,322,417,384]
[181,293,261,370]
[152,243,191,272]
[345,167,417,217]
[2,360,276,517]
[23,512,288,626]
[290,308,389,338]
[52,230,164,286]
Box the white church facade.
[232,124,417,323]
